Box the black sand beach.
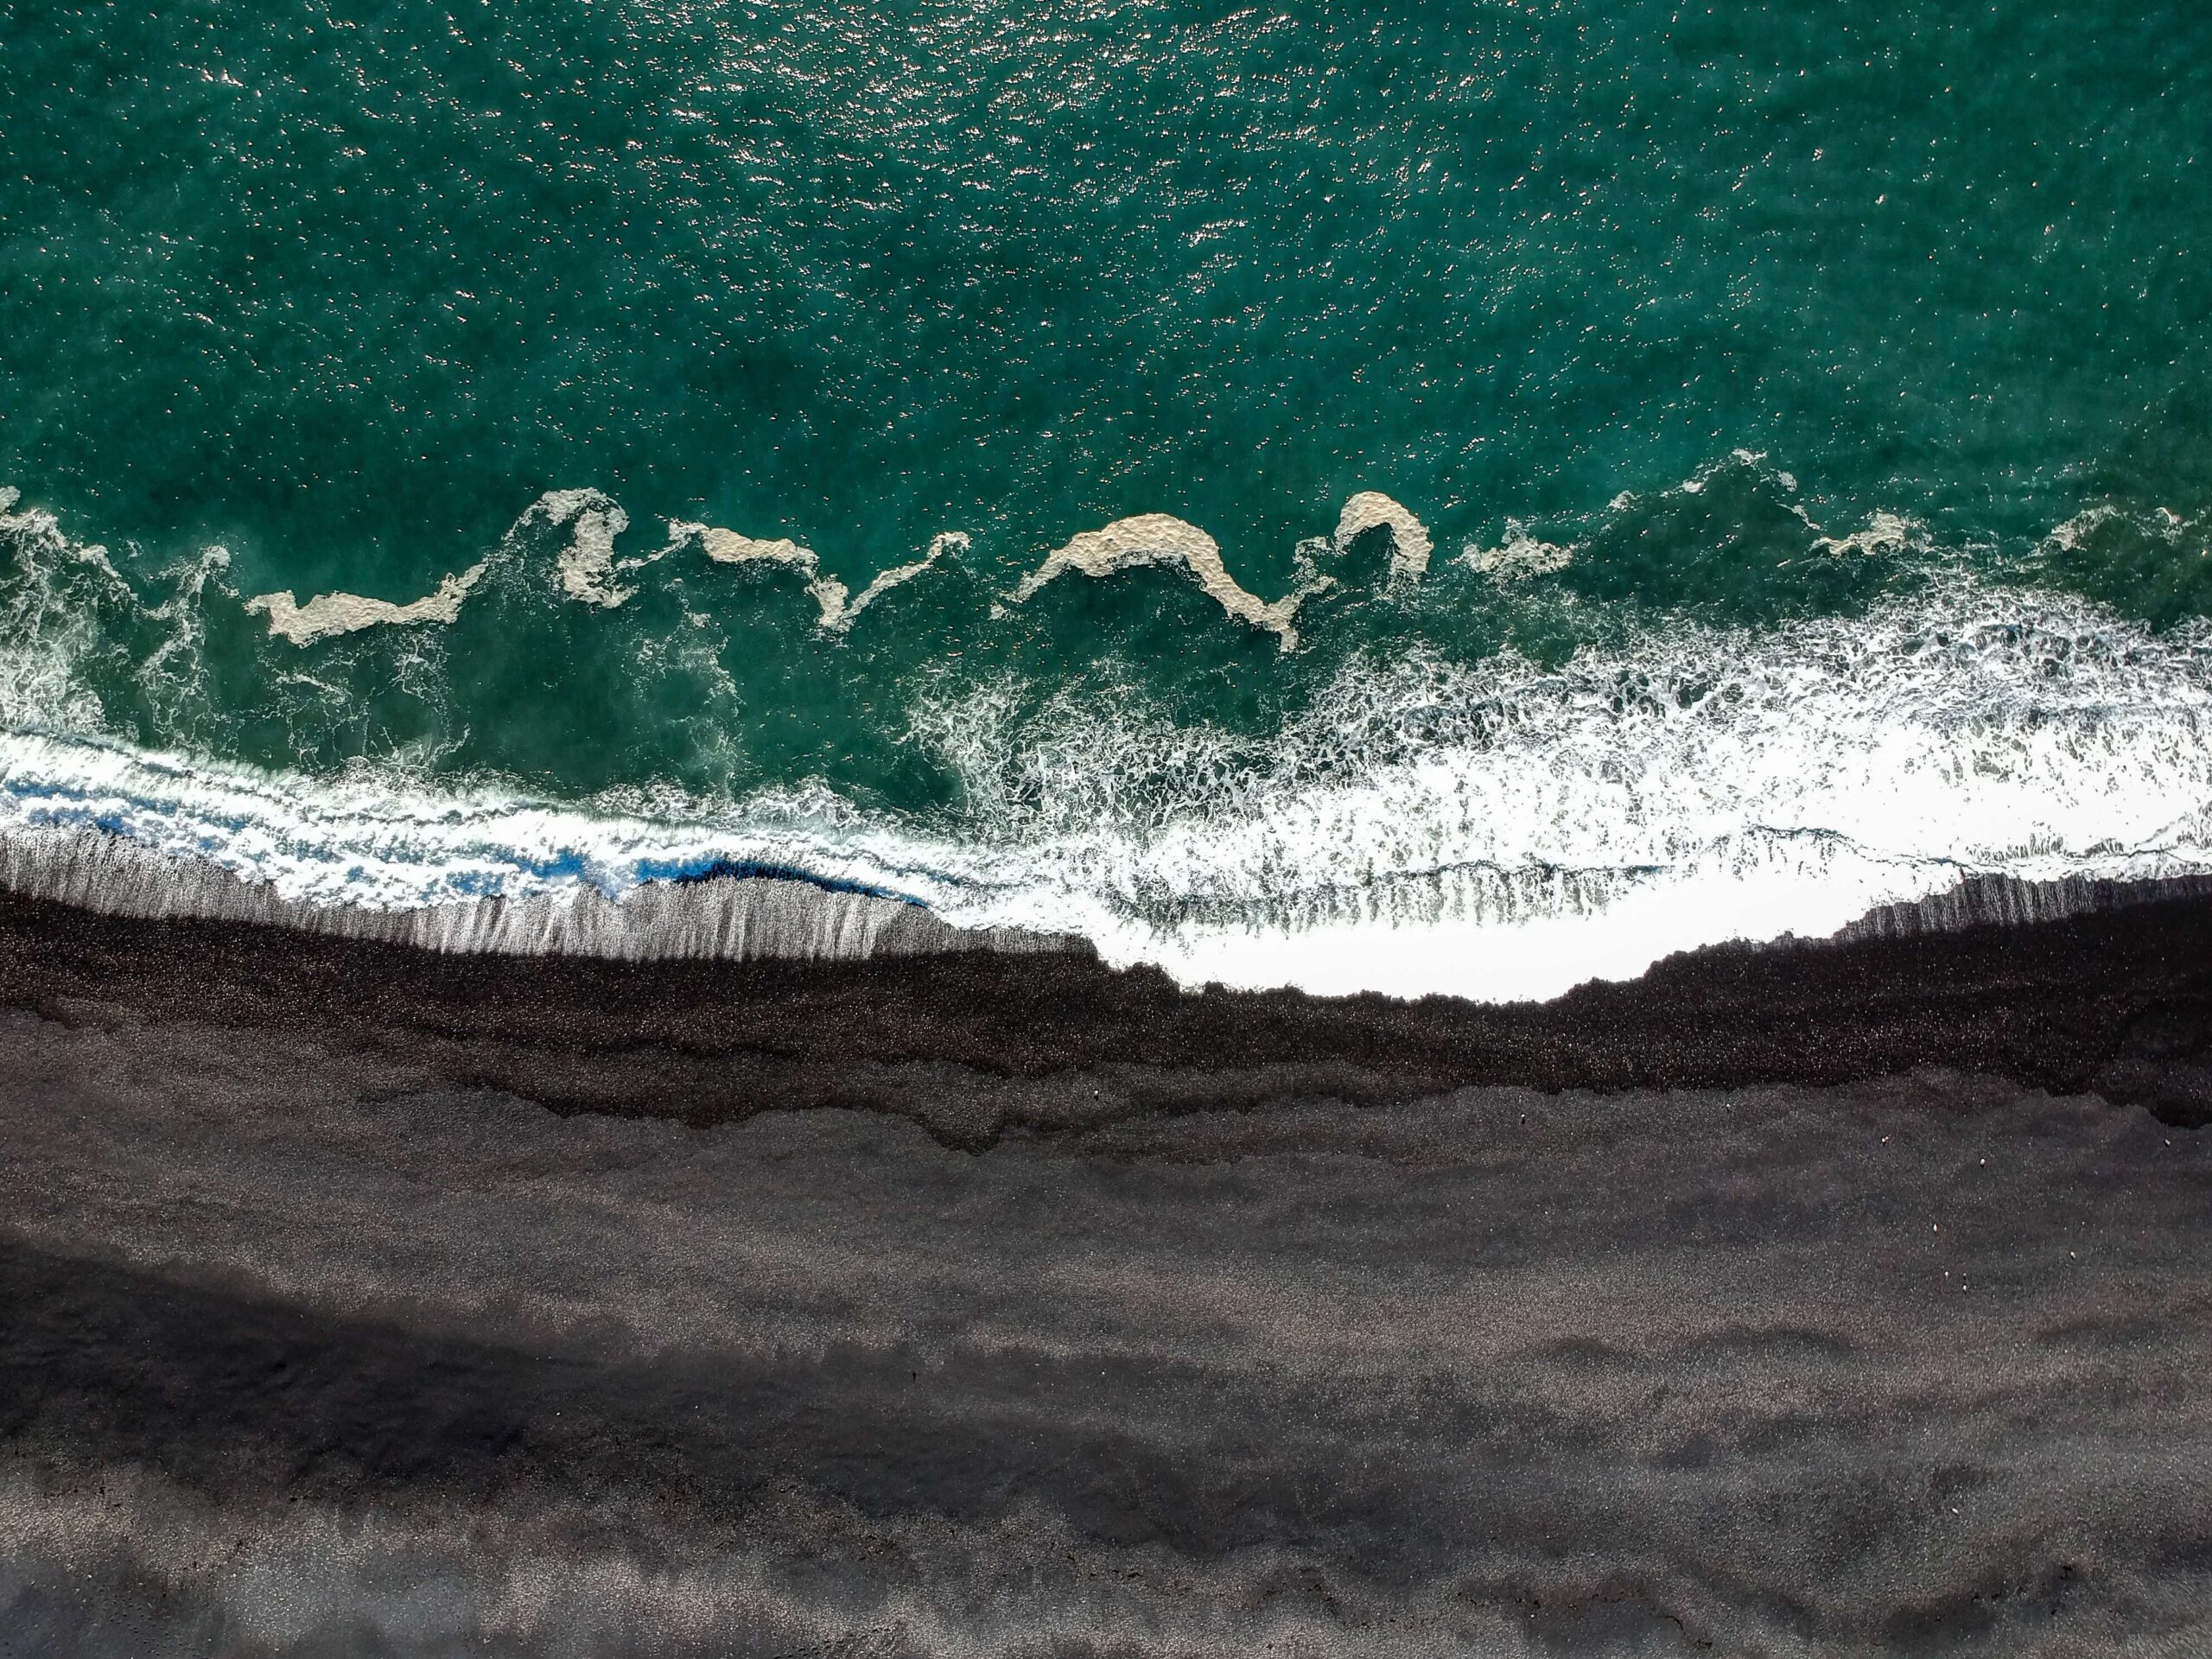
[2,887,2210,1654]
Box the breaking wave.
[903,578,2212,995]
[3,534,2212,997]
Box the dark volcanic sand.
[1,891,2211,1654]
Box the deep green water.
[3,2,2211,991]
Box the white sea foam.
[245,565,489,645]
[1811,510,1918,558]
[0,491,128,733]
[2044,502,2197,554]
[842,532,969,626]
[533,488,638,607]
[1008,495,1432,650]
[1011,513,1313,650]
[1332,493,1433,586]
[1461,520,1573,580]
[674,523,968,632]
[236,493,975,645]
[911,576,2212,997]
[156,478,1441,654]
[238,487,639,643]
[4,575,2212,998]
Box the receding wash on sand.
[3,0,2210,1652]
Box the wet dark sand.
[1,890,2210,1654]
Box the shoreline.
[3,864,2211,1142]
[0,825,1077,963]
[10,823,2212,981]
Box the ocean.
[5,0,2211,995]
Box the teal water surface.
[3,0,2210,812]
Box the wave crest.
[909,577,2212,995]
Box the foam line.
[1811,511,1916,558]
[245,565,488,645]
[1461,519,1573,579]
[674,524,968,632]
[532,488,637,607]
[1010,514,1313,650]
[1010,495,1433,649]
[839,531,969,627]
[1332,493,1433,585]
[243,487,643,645]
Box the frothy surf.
[244,488,643,633]
[245,566,488,646]
[1011,513,1315,651]
[1008,493,1433,651]
[4,572,2212,1000]
[234,489,1435,653]
[912,575,2212,996]
[676,524,970,633]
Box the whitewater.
[4,473,2211,1000]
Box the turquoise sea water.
[4,2,2212,995]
